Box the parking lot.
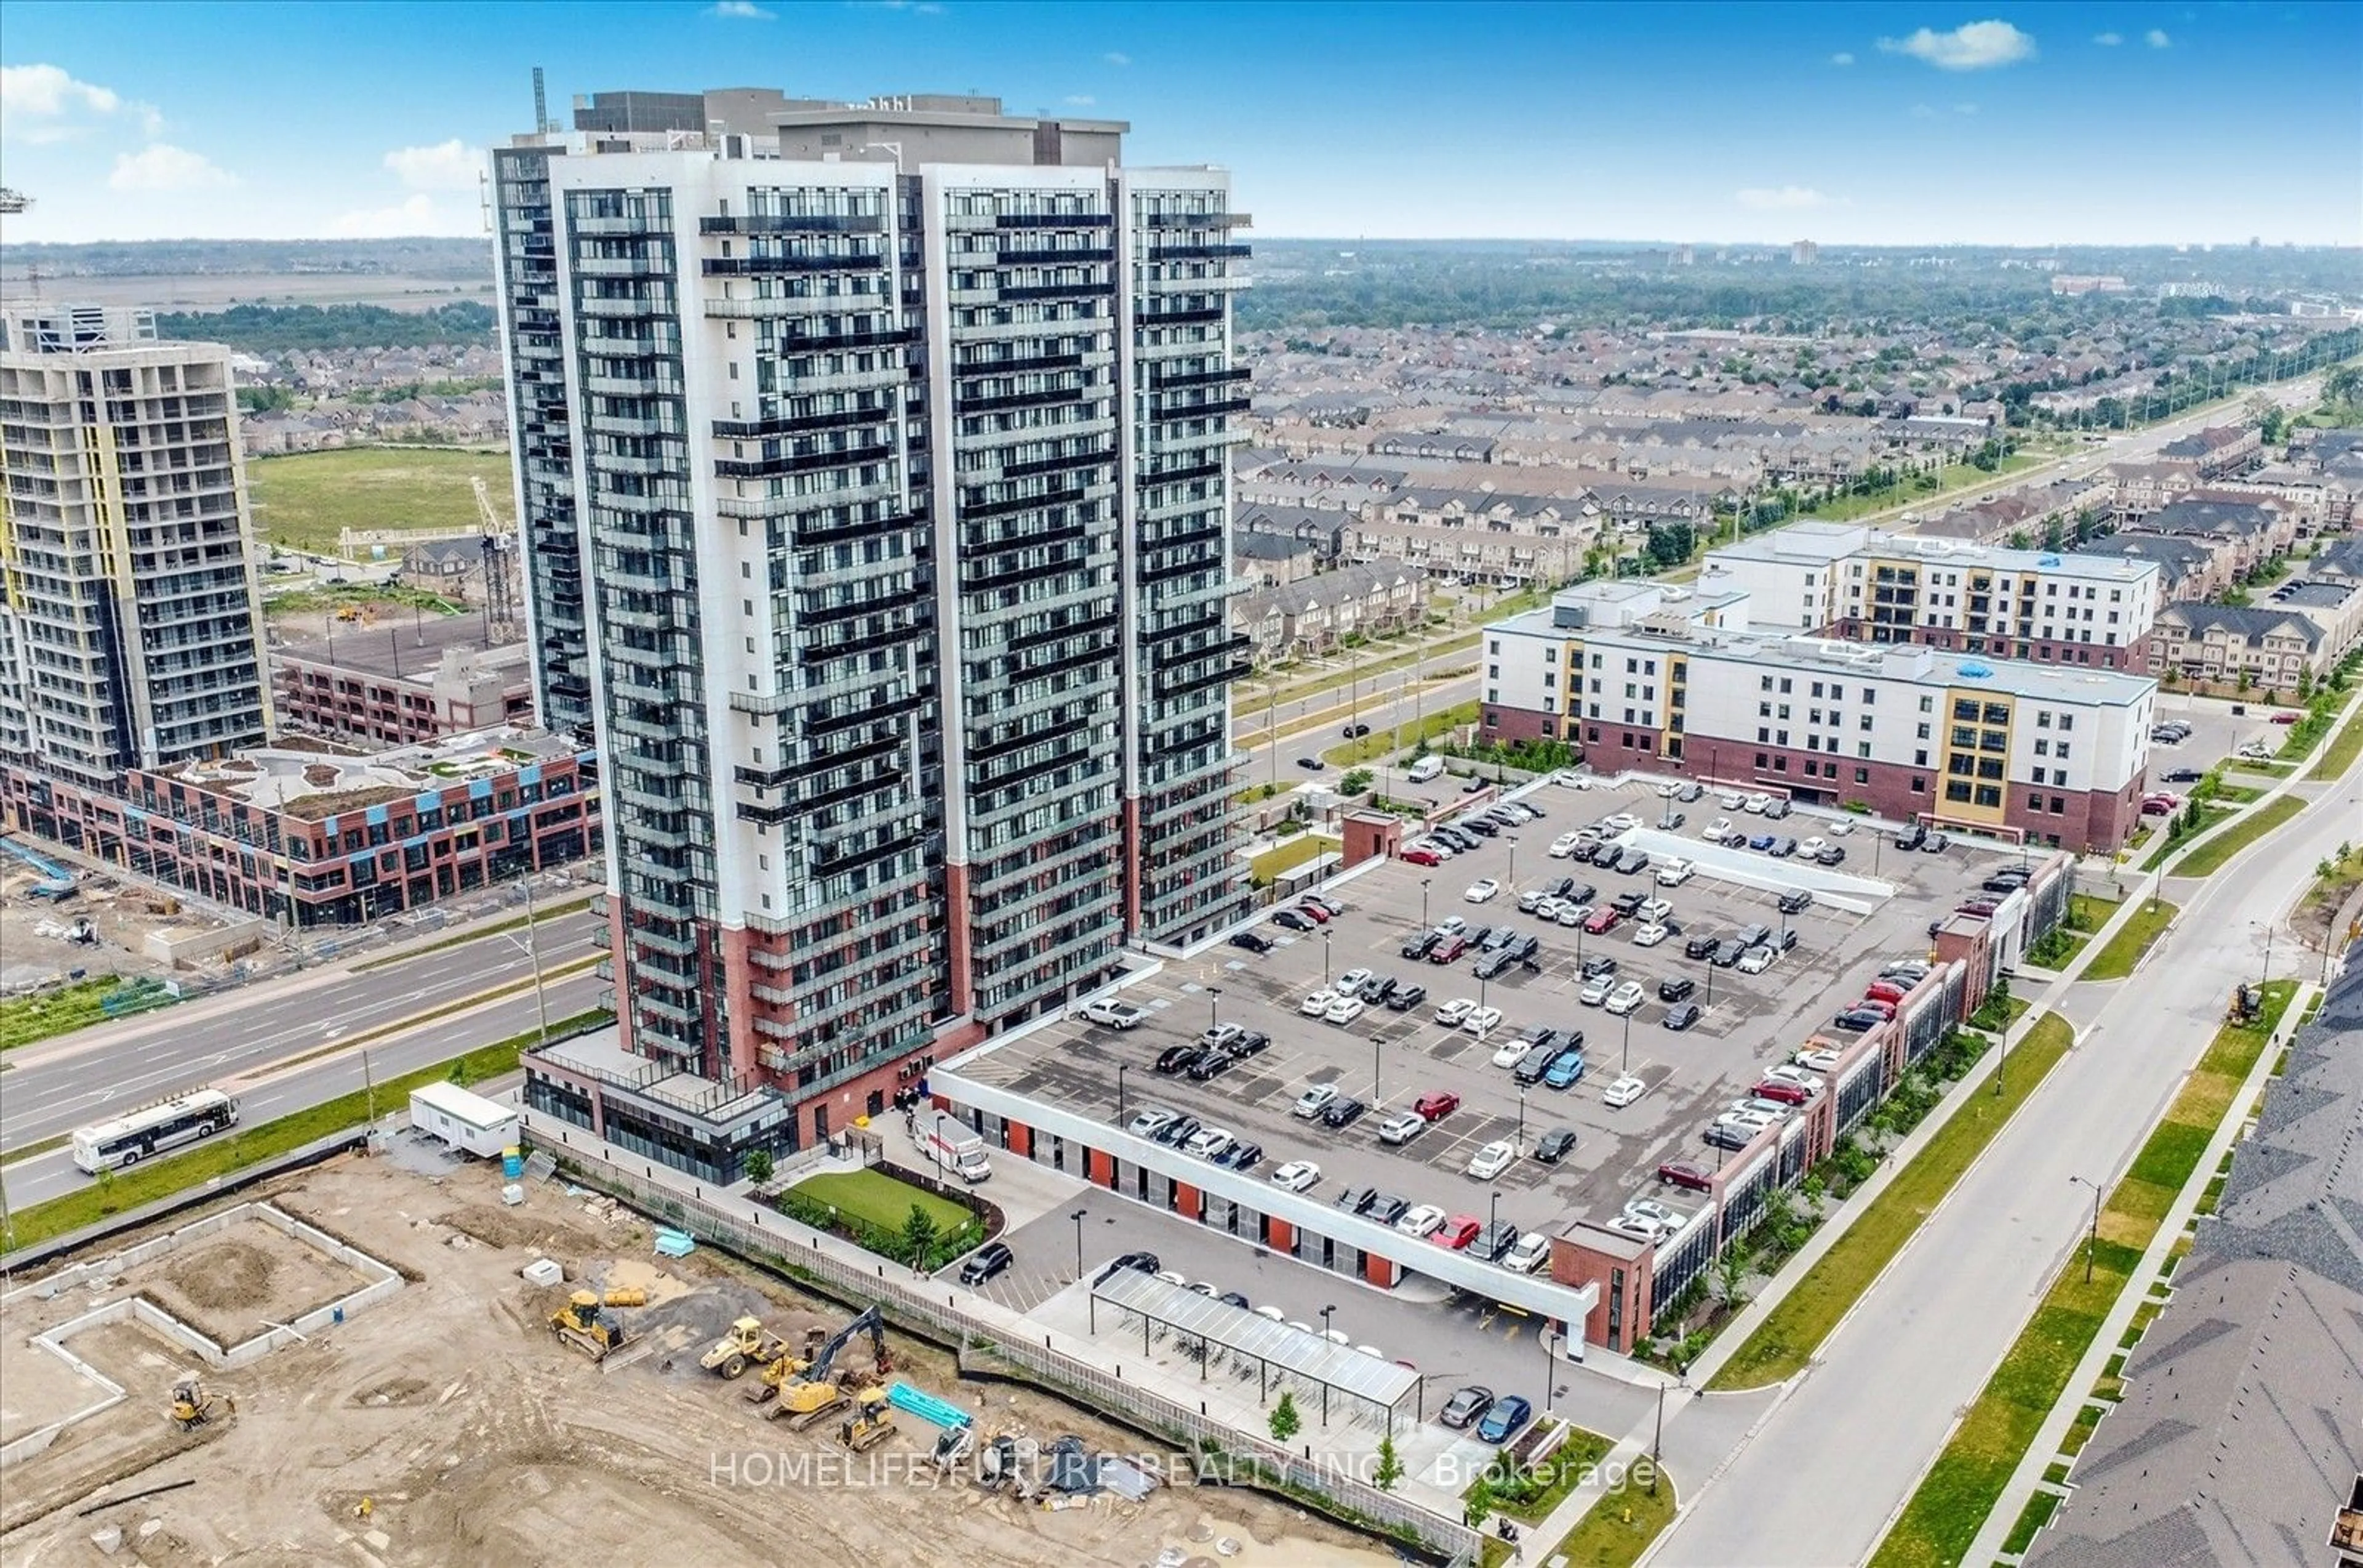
[2146,689,2296,782]
[961,774,2015,1271]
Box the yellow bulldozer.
[754,1304,893,1426]
[169,1376,234,1432]
[549,1289,626,1362]
[838,1386,898,1453]
[700,1316,793,1380]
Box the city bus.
[70,1090,241,1174]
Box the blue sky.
[2,1,2356,246]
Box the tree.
[743,1149,774,1187]
[1465,1471,1496,1528]
[1717,1249,1749,1311]
[901,1204,940,1271]
[1268,1389,1301,1443]
[1373,1430,1405,1492]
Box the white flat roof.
[409,1079,518,1131]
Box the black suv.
[1473,946,1518,981]
[1468,1222,1519,1263]
[1336,1185,1376,1215]
[1401,930,1439,961]
[1385,982,1428,1012]
[1320,1095,1367,1129]
[1609,890,1647,917]
[1186,1051,1232,1082]
[1896,822,1928,852]
[1580,953,1618,980]
[1658,975,1697,1003]
[1563,882,1597,906]
[1364,1193,1410,1226]
[1513,1045,1559,1086]
[1736,923,1772,949]
[1777,889,1812,916]
[1713,938,1749,968]
[1684,932,1722,960]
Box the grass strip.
[1248,833,1339,887]
[1467,1424,1612,1524]
[1710,1014,2076,1390]
[1869,983,2295,1568]
[2,1007,612,1252]
[2141,804,2234,870]
[2170,795,2305,878]
[0,977,161,1052]
[2081,899,2178,982]
[1323,700,1484,766]
[1542,1466,1680,1568]
[351,894,596,972]
[2308,706,2363,781]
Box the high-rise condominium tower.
[495,90,1249,1146]
[0,305,272,785]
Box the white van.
[1406,756,1445,784]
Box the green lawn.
[1248,833,1340,887]
[1870,983,2294,1568]
[2,1009,612,1254]
[2308,706,2363,781]
[2170,795,2305,878]
[2081,899,2178,981]
[1469,1424,1612,1525]
[2141,804,2233,870]
[1711,1014,2076,1390]
[1323,700,1483,766]
[248,446,513,556]
[0,975,178,1051]
[1544,1467,1680,1568]
[788,1167,970,1236]
[1795,454,2041,524]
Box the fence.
[551,1153,1482,1564]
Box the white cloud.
[1,63,159,143]
[2092,30,2123,44]
[1830,51,1855,65]
[2145,28,2172,47]
[871,0,943,12]
[108,143,234,193]
[330,193,457,238]
[0,62,120,118]
[710,0,774,14]
[1876,20,2037,70]
[1063,94,1095,106]
[1105,51,1132,66]
[384,140,481,191]
[1737,185,1835,211]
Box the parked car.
[1395,1203,1446,1238]
[1663,1001,1703,1031]
[1743,793,1772,814]
[1491,1035,1537,1070]
[1503,1231,1552,1273]
[1777,889,1813,916]
[1614,847,1651,876]
[1764,797,1793,820]
[1751,1079,1812,1106]
[1549,831,1583,858]
[1297,757,1326,771]
[1683,932,1721,960]
[1183,1126,1234,1160]
[959,1241,1015,1284]
[1323,996,1367,1026]
[1831,1009,1884,1033]
[1400,845,1443,868]
[1543,1047,1588,1089]
[1658,1159,1715,1191]
[1292,1084,1338,1119]
[1896,822,1928,852]
[1703,1121,1757,1151]
[1602,1074,1649,1109]
[1701,817,1735,844]
[1737,945,1773,975]
[1274,909,1314,933]
[1605,980,1646,1015]
[1813,844,1847,867]
[1091,1250,1160,1287]
[1320,1096,1367,1129]
[1186,1050,1233,1081]
[1415,1090,1462,1121]
[1658,975,1697,1003]
[1377,1111,1427,1145]
[1585,906,1622,936]
[1461,1004,1503,1037]
[1429,934,1470,963]
[1713,938,1749,968]
[1439,1386,1495,1429]
[1579,974,1615,1007]
[1229,930,1273,954]
[1796,1046,1844,1072]
[1468,1393,1530,1443]
[1513,1045,1559,1086]
[1534,1127,1580,1163]
[1433,1215,1482,1250]
[1220,1142,1265,1173]
[1632,922,1669,948]
[1364,1193,1409,1225]
[1401,930,1439,961]
[1466,1139,1517,1179]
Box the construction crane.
[471,474,519,639]
[0,188,30,215]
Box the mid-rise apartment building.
[0,304,273,786]
[1482,579,2156,852]
[495,89,1250,1154]
[1698,521,2161,671]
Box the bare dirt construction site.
[1,1156,1396,1568]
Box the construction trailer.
[409,1082,520,1158]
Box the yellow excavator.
[700,1316,792,1380]
[839,1386,898,1452]
[759,1304,893,1428]
[169,1376,234,1432]
[549,1289,626,1361]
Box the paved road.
[0,906,603,1154]
[1,969,606,1210]
[1652,768,2357,1566]
[1239,672,1482,792]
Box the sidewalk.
[1960,982,2314,1566]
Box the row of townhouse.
[1229,561,1429,663]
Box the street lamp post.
[1116,1063,1131,1124]
[1620,1011,1633,1076]
[1209,985,1223,1036]
[1070,1207,1089,1280]
[1488,1189,1501,1238]
[1372,1036,1382,1107]
[2068,1176,2103,1285]
[1506,836,1519,893]
[1516,1088,1527,1153]
[1421,878,1433,932]
[1322,930,1332,987]
[1319,1305,1337,1426]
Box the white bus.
[70,1090,240,1174]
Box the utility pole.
[522,870,552,1047]
[363,1047,377,1130]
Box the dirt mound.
[432,1202,604,1255]
[349,1375,433,1408]
[161,1239,276,1313]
